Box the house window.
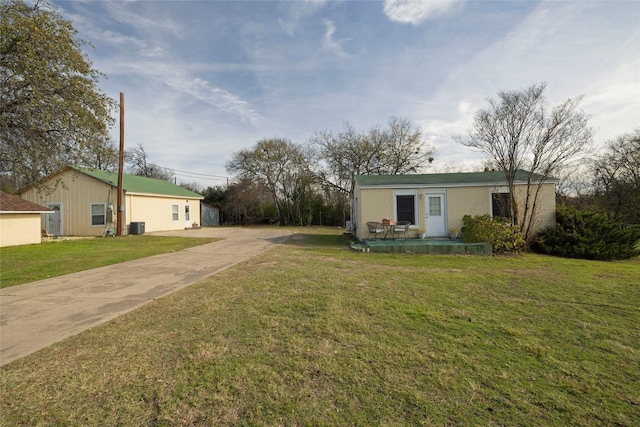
[91,203,106,226]
[172,204,179,221]
[396,195,416,225]
[492,192,511,219]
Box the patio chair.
[366,222,385,240]
[393,221,410,240]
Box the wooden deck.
[350,238,492,255]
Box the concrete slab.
[0,227,291,366]
[357,238,492,255]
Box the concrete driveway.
[0,227,291,366]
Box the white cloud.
[581,59,640,144]
[102,0,183,38]
[159,73,262,126]
[415,99,484,169]
[416,1,638,139]
[322,20,349,57]
[51,0,638,184]
[383,0,464,25]
[278,0,327,36]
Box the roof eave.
[0,210,54,214]
[124,191,203,199]
[357,180,557,190]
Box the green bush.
[461,214,526,254]
[532,206,640,260]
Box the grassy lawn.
[1,228,639,425]
[0,235,217,288]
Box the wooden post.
[117,92,124,236]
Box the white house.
[17,166,204,236]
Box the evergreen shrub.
[461,214,526,254]
[532,206,640,260]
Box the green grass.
[0,235,216,288]
[1,228,639,425]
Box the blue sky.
[52,0,639,187]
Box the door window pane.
[428,196,441,216]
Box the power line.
[168,168,230,179]
[173,173,228,183]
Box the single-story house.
[17,166,204,236]
[352,170,557,241]
[0,191,53,247]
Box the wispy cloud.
[163,74,263,126]
[101,0,183,38]
[322,20,349,57]
[278,0,327,36]
[67,3,262,126]
[383,0,464,25]
[49,0,638,184]
[582,59,640,143]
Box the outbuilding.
[0,191,53,247]
[17,166,203,236]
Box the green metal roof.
[76,167,203,199]
[355,170,557,187]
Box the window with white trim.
[492,192,511,219]
[172,204,179,221]
[90,203,106,226]
[395,190,417,225]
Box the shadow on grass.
[281,232,354,248]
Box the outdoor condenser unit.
[129,221,145,235]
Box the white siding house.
[17,166,203,236]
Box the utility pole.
[117,92,125,236]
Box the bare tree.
[456,82,593,241]
[224,178,273,225]
[125,143,174,181]
[226,138,315,225]
[592,128,640,223]
[311,117,434,197]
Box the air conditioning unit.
[130,221,145,235]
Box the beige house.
[0,191,53,247]
[352,170,557,241]
[17,166,203,237]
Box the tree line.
[222,117,433,226]
[2,1,637,231]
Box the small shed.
[201,203,220,227]
[0,191,53,247]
